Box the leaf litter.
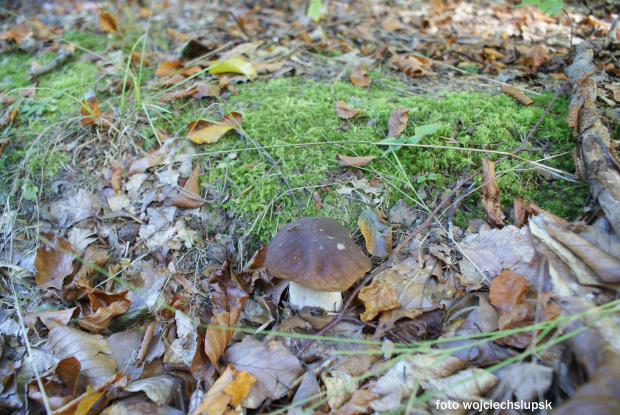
[1,0,620,414]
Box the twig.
[295,84,567,357]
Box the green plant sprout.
[379,123,441,157]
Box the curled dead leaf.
[335,154,376,167]
[350,65,371,87]
[391,54,436,77]
[502,85,533,106]
[172,164,204,208]
[358,280,400,322]
[28,357,80,410]
[335,100,361,119]
[480,158,505,228]
[99,11,118,33]
[79,290,131,333]
[187,112,242,144]
[80,97,102,126]
[34,235,76,290]
[387,107,409,138]
[489,270,560,348]
[358,209,393,258]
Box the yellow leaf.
[209,58,256,79]
[187,112,242,145]
[188,124,234,144]
[99,11,118,33]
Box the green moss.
[183,76,586,239]
[0,52,34,90]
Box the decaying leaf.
[191,364,256,414]
[99,11,118,33]
[159,82,219,103]
[25,307,79,332]
[44,326,117,386]
[209,58,257,79]
[387,107,409,138]
[335,100,361,119]
[34,235,76,290]
[187,112,242,144]
[490,270,561,348]
[358,208,392,257]
[79,290,131,333]
[391,54,436,77]
[502,85,533,106]
[155,61,201,78]
[172,164,204,208]
[517,44,549,68]
[358,280,399,321]
[370,354,464,412]
[80,97,102,126]
[350,65,370,87]
[27,357,80,410]
[203,262,249,370]
[224,336,304,408]
[480,158,505,228]
[335,154,375,167]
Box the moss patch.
[188,76,586,239]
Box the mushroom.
[265,217,372,311]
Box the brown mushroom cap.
[265,217,372,292]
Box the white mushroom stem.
[288,281,343,312]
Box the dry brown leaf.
[513,198,531,228]
[44,326,117,387]
[204,262,249,369]
[28,357,80,410]
[358,208,392,258]
[350,65,370,87]
[25,307,79,331]
[187,112,242,144]
[107,162,122,193]
[159,82,219,103]
[488,269,528,314]
[549,72,569,81]
[192,365,257,415]
[34,235,76,290]
[391,55,436,77]
[518,45,549,68]
[224,336,304,408]
[335,154,376,167]
[480,158,505,228]
[387,107,409,138]
[490,270,561,348]
[0,107,18,129]
[80,97,102,126]
[483,48,504,61]
[358,280,400,321]
[172,164,204,208]
[99,11,118,33]
[502,85,533,106]
[79,290,131,333]
[335,100,361,119]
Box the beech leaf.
[335,100,361,119]
[358,208,393,258]
[387,107,409,138]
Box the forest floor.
[1,0,620,414]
